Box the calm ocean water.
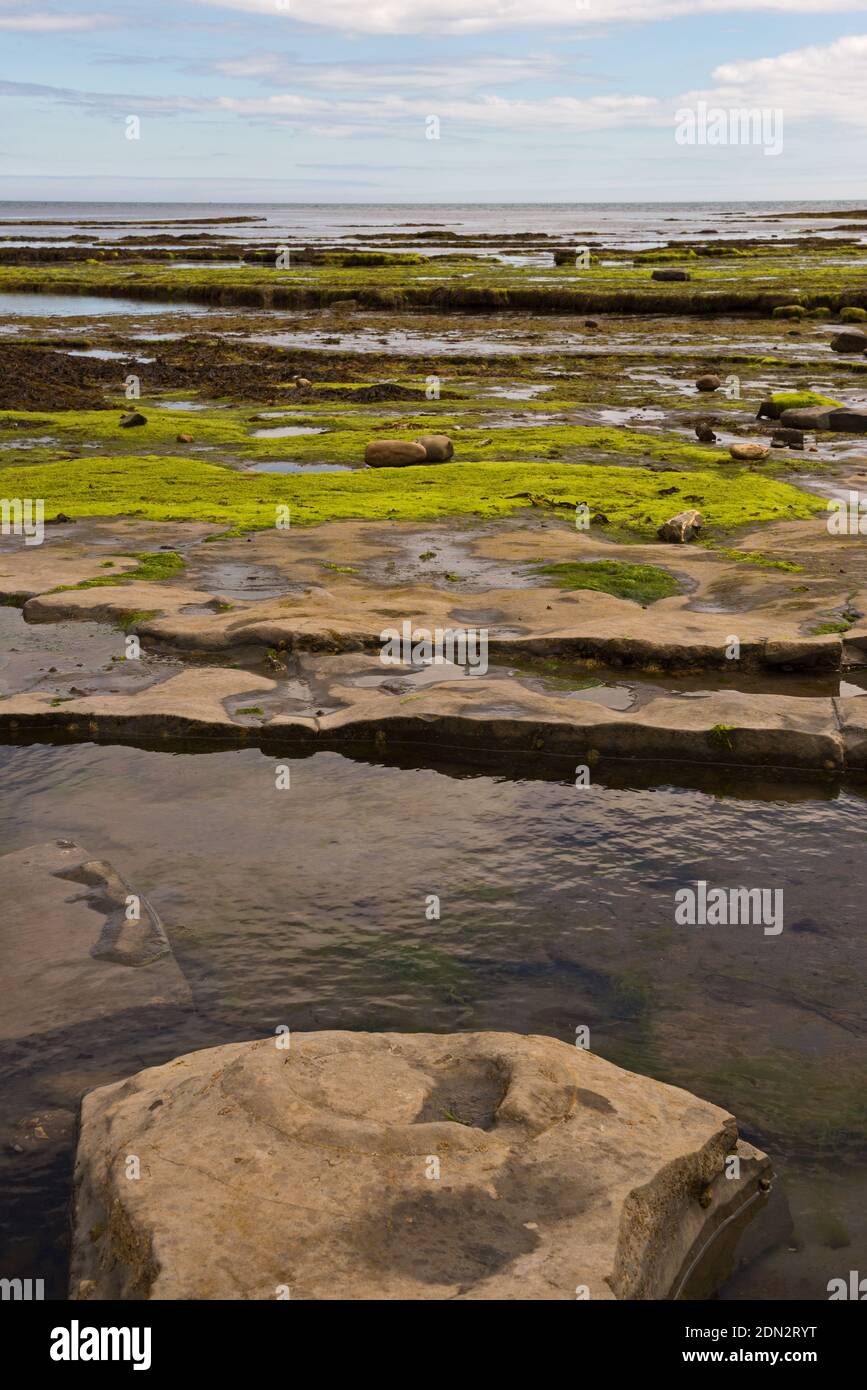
[0,200,864,249]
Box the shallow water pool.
[0,740,864,1299]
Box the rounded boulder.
[414,434,454,462]
[365,440,428,468]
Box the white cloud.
[189,0,867,36]
[217,91,662,131]
[3,31,866,141]
[685,34,867,126]
[211,53,570,90]
[0,11,115,29]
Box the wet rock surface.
[2,511,866,774]
[69,1031,770,1300]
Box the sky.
[1,0,867,202]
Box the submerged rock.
[365,440,428,467]
[69,1030,771,1301]
[0,840,189,1045]
[729,442,770,461]
[657,509,703,543]
[695,374,721,393]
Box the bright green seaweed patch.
[810,620,853,635]
[0,452,825,536]
[0,406,734,471]
[533,560,681,604]
[54,549,185,590]
[768,391,841,412]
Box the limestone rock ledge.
[70,1031,770,1301]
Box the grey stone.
[826,408,867,433]
[779,405,836,430]
[779,405,867,432]
[771,428,805,449]
[830,329,867,354]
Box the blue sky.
[1,0,867,201]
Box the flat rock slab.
[70,1031,770,1301]
[8,517,867,680]
[0,840,190,1045]
[0,545,141,599]
[20,578,845,674]
[0,668,851,771]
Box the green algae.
[115,608,159,632]
[768,391,842,413]
[0,452,824,537]
[4,246,867,317]
[54,549,185,591]
[0,405,735,471]
[533,560,681,604]
[714,547,803,573]
[698,1054,867,1156]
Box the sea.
[0,200,864,250]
